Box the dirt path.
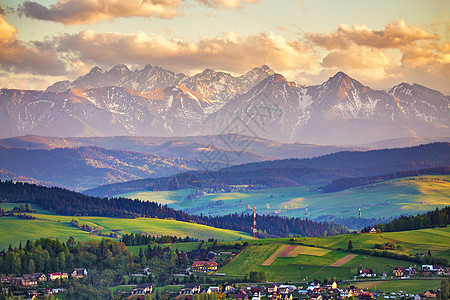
[278,245,297,257]
[261,244,288,266]
[329,254,357,267]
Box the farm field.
[0,203,250,250]
[297,226,450,261]
[354,279,442,294]
[218,242,419,281]
[113,176,450,226]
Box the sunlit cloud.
[304,20,449,92]
[56,30,318,74]
[18,0,260,25]
[0,10,66,75]
[196,0,258,8]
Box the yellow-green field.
[0,203,250,250]
[113,176,450,224]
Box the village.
[1,247,447,300]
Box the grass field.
[113,176,450,228]
[0,203,250,250]
[216,226,450,282]
[354,280,442,294]
[297,226,450,261]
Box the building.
[49,273,62,281]
[192,261,218,272]
[32,273,47,282]
[424,290,437,298]
[359,267,376,277]
[393,267,406,277]
[132,283,152,295]
[21,274,37,287]
[369,228,377,233]
[268,284,278,294]
[71,268,88,279]
[183,283,201,294]
[207,286,220,294]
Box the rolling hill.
[0,203,250,250]
[85,142,450,197]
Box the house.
[323,281,337,290]
[307,282,320,291]
[135,268,151,276]
[1,276,10,284]
[180,288,195,295]
[61,272,69,280]
[192,261,218,272]
[268,284,279,294]
[71,268,87,279]
[252,291,261,300]
[422,265,434,274]
[359,267,376,277]
[424,290,437,298]
[434,266,445,275]
[360,292,375,299]
[137,283,153,293]
[207,286,220,294]
[224,285,236,293]
[369,228,377,233]
[184,283,201,294]
[32,273,47,282]
[132,288,147,295]
[407,267,416,276]
[22,274,38,287]
[414,294,425,300]
[49,273,61,281]
[393,267,406,277]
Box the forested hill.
[85,142,450,197]
[0,180,348,237]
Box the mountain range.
[1,65,448,145]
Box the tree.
[438,278,449,300]
[28,259,36,274]
[348,240,353,251]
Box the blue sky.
[0,0,448,92]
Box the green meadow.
[0,203,250,250]
[354,279,442,294]
[113,176,450,224]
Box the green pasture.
[0,203,250,250]
[354,279,442,294]
[113,176,450,225]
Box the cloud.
[195,0,258,9]
[19,0,259,25]
[304,20,449,93]
[0,11,66,75]
[56,30,318,74]
[307,20,437,50]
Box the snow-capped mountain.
[1,65,448,145]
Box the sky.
[0,0,449,93]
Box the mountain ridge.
[1,65,448,145]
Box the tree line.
[0,180,347,237]
[121,233,198,246]
[364,206,450,233]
